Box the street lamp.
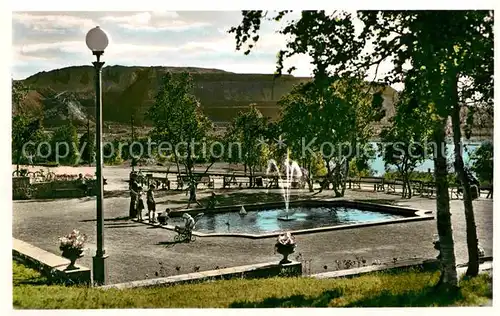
[86,26,109,285]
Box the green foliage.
[224,105,268,172]
[279,78,381,195]
[310,153,327,177]
[103,140,124,165]
[50,122,79,165]
[471,141,493,184]
[230,11,363,77]
[349,158,374,178]
[231,9,493,285]
[379,90,432,196]
[12,80,29,109]
[383,170,432,182]
[11,114,44,167]
[78,131,95,164]
[147,72,214,199]
[147,72,213,158]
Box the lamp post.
[86,26,109,285]
[87,118,91,167]
[131,115,135,172]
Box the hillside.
[16,65,492,139]
[16,65,398,129]
[17,66,305,126]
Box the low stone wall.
[31,181,86,199]
[12,176,95,200]
[12,238,91,285]
[12,177,31,200]
[101,261,302,290]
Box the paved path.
[12,166,493,284]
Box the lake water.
[369,141,481,176]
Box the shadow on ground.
[13,277,50,286]
[104,189,186,199]
[79,216,130,223]
[104,224,144,229]
[157,239,196,248]
[343,286,464,307]
[230,288,344,308]
[229,285,468,307]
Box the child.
[147,184,156,223]
[136,187,145,221]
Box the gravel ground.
[12,165,493,284]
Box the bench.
[384,179,397,193]
[146,173,171,190]
[254,176,265,188]
[357,177,385,192]
[175,175,214,190]
[480,184,493,199]
[347,177,361,189]
[451,184,481,200]
[410,180,423,195]
[421,182,437,197]
[176,175,189,190]
[265,176,280,189]
[291,181,301,189]
[198,176,215,189]
[223,175,251,188]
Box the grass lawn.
[13,261,492,308]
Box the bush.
[50,123,79,165]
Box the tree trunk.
[433,125,458,288]
[316,159,332,194]
[186,151,199,207]
[306,159,314,192]
[451,87,479,276]
[401,176,407,198]
[332,161,342,197]
[173,152,181,175]
[407,176,412,199]
[340,158,350,196]
[249,166,254,188]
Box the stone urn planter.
[61,247,84,270]
[275,232,296,264]
[59,230,87,271]
[275,243,296,264]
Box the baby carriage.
[174,213,204,243]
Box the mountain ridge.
[14,65,325,125]
[16,65,397,131]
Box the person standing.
[137,187,145,221]
[147,184,156,223]
[129,178,139,218]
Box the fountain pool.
[166,200,433,237]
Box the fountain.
[266,150,303,221]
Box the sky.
[12,10,402,83]
[12,11,317,80]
